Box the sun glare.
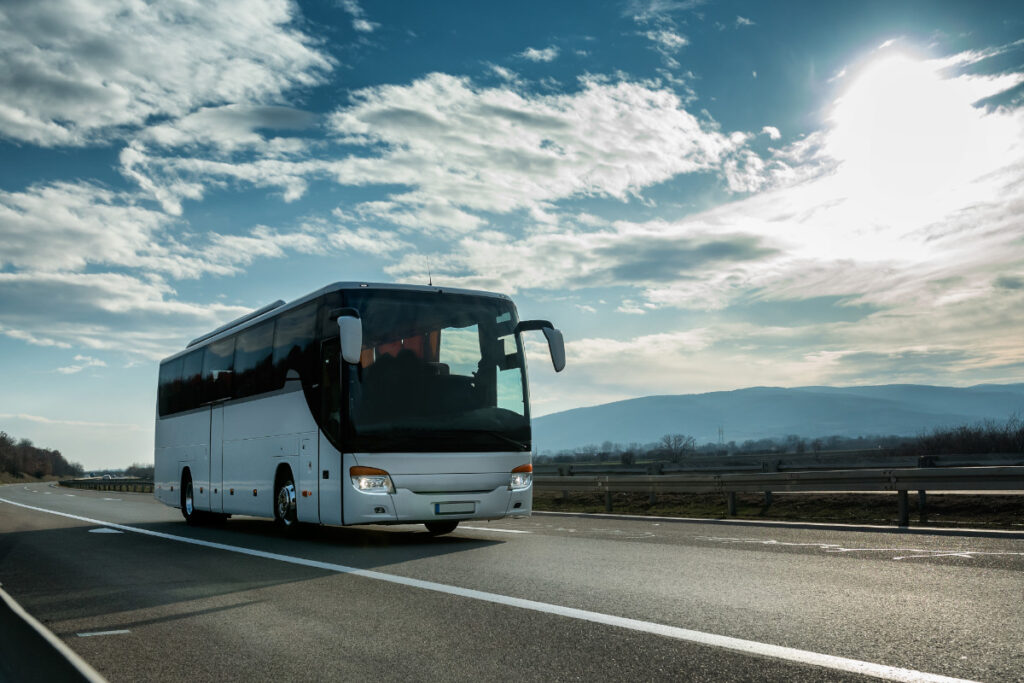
[827,53,991,220]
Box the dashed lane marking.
[77,630,131,637]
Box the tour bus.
[154,282,565,534]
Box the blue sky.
[2,0,1023,468]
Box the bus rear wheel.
[181,472,203,526]
[425,520,459,535]
[274,474,298,530]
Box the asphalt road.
[1,482,1021,682]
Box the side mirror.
[515,320,566,373]
[542,326,565,373]
[336,313,363,365]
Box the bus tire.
[425,520,458,535]
[181,471,203,526]
[274,471,298,530]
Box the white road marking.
[695,536,1024,562]
[89,528,123,534]
[64,494,75,497]
[533,510,1024,536]
[0,496,976,683]
[77,629,131,637]
[460,526,530,534]
[102,498,121,502]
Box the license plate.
[434,502,475,515]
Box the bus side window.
[202,337,235,403]
[272,303,316,388]
[158,357,183,416]
[234,321,275,398]
[180,349,204,412]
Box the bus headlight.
[509,463,532,491]
[350,466,395,494]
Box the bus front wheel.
[274,474,298,530]
[425,521,459,535]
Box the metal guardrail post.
[726,492,737,516]
[605,489,613,512]
[897,490,909,527]
[918,490,927,523]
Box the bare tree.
[660,433,696,463]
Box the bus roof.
[160,282,512,364]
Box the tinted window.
[202,337,235,403]
[234,321,275,398]
[272,303,316,386]
[158,357,183,417]
[180,349,205,412]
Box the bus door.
[209,404,224,513]
[317,338,342,525]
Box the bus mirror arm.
[337,315,363,365]
[515,320,566,373]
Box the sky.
[1,0,1023,469]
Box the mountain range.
[531,384,1024,453]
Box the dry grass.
[0,472,63,485]
[533,491,1024,530]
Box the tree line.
[0,431,84,478]
[534,418,1024,465]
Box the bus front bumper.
[344,484,532,525]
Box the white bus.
[154,282,564,535]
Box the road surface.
[1,482,1021,682]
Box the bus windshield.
[343,291,530,452]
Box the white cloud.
[56,355,107,375]
[519,46,560,63]
[0,182,175,272]
[761,125,781,140]
[384,218,776,294]
[736,16,755,27]
[488,64,520,83]
[140,104,317,154]
[0,271,252,359]
[341,0,380,33]
[644,30,689,51]
[0,413,141,429]
[0,0,332,146]
[327,73,745,221]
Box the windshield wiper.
[478,431,529,450]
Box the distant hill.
[531,384,1024,453]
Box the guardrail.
[60,478,153,493]
[533,465,1024,527]
[534,451,1024,476]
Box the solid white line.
[0,496,975,683]
[0,587,107,683]
[460,526,530,534]
[77,629,131,637]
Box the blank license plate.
[435,502,475,515]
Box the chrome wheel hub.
[277,482,296,524]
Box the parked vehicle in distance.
[154,282,565,535]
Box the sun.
[828,52,978,209]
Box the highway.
[1,482,1021,682]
